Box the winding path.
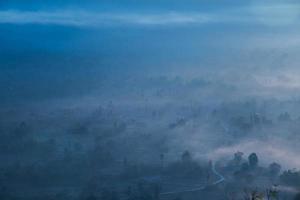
[211,163,225,185]
[160,162,225,196]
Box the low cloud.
[208,139,300,169]
[1,3,300,27]
[0,10,215,27]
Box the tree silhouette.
[248,153,258,169]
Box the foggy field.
[2,0,300,200]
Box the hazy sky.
[1,0,300,104]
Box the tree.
[248,153,258,169]
[160,153,164,168]
[278,112,291,122]
[233,151,244,166]
[280,170,300,186]
[269,163,281,177]
[294,193,300,200]
[181,150,192,162]
[152,183,162,200]
[266,185,279,200]
[241,162,249,172]
[100,189,119,200]
[86,194,98,200]
[243,189,264,200]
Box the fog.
[1,1,300,200]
